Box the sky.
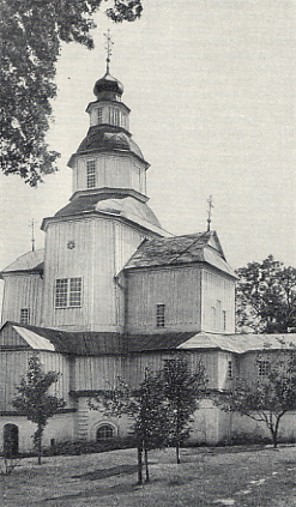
[0,0,295,295]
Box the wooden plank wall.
[73,153,146,195]
[1,274,43,326]
[42,217,145,332]
[126,266,201,333]
[201,269,235,333]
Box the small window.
[156,304,165,328]
[97,108,103,124]
[227,360,233,379]
[223,310,227,331]
[108,107,120,126]
[55,278,82,308]
[86,160,96,189]
[96,424,115,441]
[258,360,270,376]
[20,308,30,325]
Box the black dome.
[94,72,124,98]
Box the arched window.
[96,424,115,441]
[3,424,19,458]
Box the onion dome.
[93,71,124,100]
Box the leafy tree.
[12,353,66,465]
[216,349,296,448]
[236,255,296,333]
[90,369,170,484]
[0,0,143,186]
[158,354,207,464]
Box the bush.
[43,437,136,457]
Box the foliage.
[12,353,66,464]
[157,354,207,464]
[216,348,296,448]
[0,455,22,476]
[90,369,170,484]
[236,255,296,333]
[0,0,143,186]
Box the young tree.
[90,369,170,484]
[236,255,296,333]
[12,353,66,465]
[158,354,207,464]
[0,0,143,186]
[216,350,296,448]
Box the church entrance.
[3,424,19,457]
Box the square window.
[55,278,82,308]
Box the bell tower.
[41,34,170,332]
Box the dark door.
[4,424,19,458]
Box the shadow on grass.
[43,482,137,504]
[72,463,138,481]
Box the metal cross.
[104,29,114,73]
[207,195,214,231]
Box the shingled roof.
[124,231,237,278]
[0,249,44,277]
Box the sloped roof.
[124,231,237,278]
[129,332,296,354]
[54,193,161,229]
[0,249,44,277]
[2,322,295,357]
[0,322,122,356]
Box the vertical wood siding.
[42,217,145,331]
[74,356,122,391]
[201,269,235,333]
[126,267,202,333]
[122,351,219,389]
[1,274,43,326]
[73,153,146,195]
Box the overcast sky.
[0,0,295,292]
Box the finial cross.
[207,195,214,231]
[104,29,114,73]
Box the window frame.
[86,160,96,189]
[156,303,165,328]
[55,278,82,309]
[20,308,30,325]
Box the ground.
[1,445,296,506]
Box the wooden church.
[1,46,296,454]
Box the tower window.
[97,108,103,124]
[86,160,96,188]
[156,304,165,328]
[55,278,82,308]
[20,308,30,325]
[211,307,216,330]
[108,107,120,126]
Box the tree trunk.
[144,446,150,483]
[137,444,143,485]
[36,425,43,465]
[176,441,181,464]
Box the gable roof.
[124,231,237,278]
[0,249,44,277]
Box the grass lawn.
[1,445,296,507]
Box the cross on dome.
[104,29,114,74]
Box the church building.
[1,46,296,454]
